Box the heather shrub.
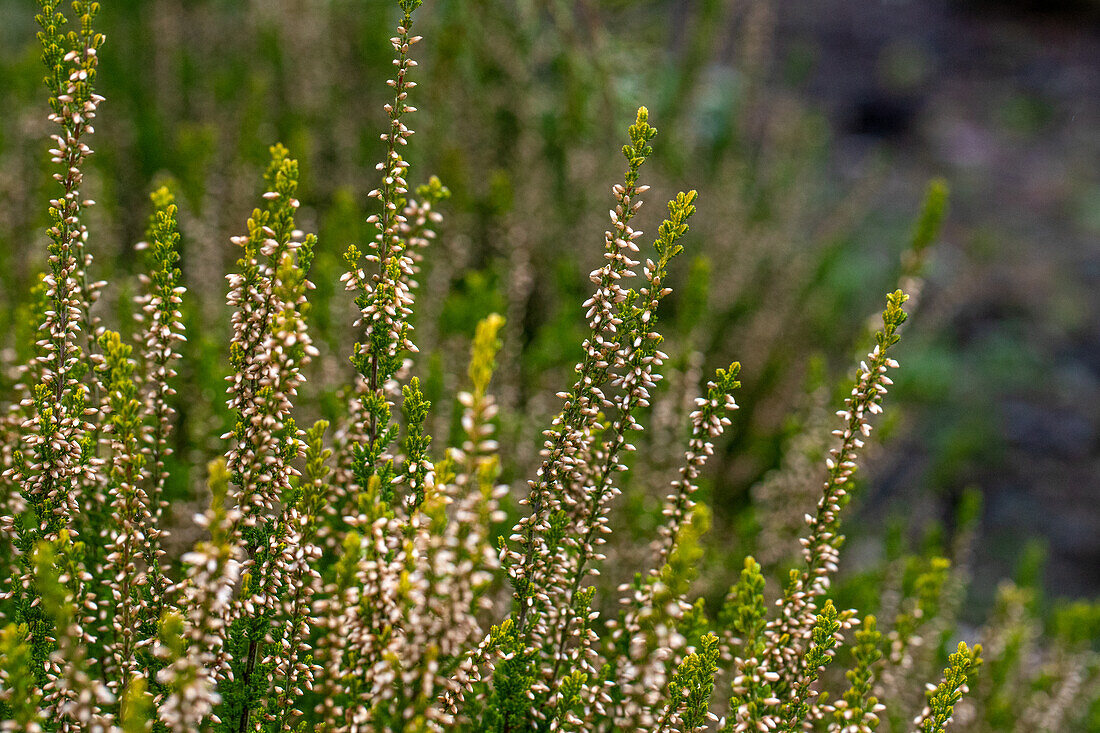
[1,2,1098,732]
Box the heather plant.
[1,2,1098,733]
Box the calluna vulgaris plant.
[1,2,1098,733]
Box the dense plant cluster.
[1,2,1098,732]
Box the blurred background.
[0,0,1097,615]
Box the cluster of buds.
[504,107,658,643]
[133,187,187,525]
[913,642,982,733]
[535,189,699,710]
[41,0,108,362]
[266,421,329,731]
[456,314,506,471]
[336,3,443,522]
[396,175,449,301]
[654,363,741,568]
[348,12,423,377]
[827,615,886,733]
[759,292,909,709]
[654,632,722,733]
[8,0,108,549]
[33,538,111,731]
[875,555,953,725]
[313,505,408,730]
[368,462,505,728]
[223,147,316,536]
[0,5,107,713]
[777,601,846,731]
[608,363,740,726]
[219,146,318,731]
[720,557,780,733]
[158,461,240,731]
[313,314,507,730]
[431,315,513,723]
[92,189,188,705]
[96,331,157,696]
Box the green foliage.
[623,106,658,187]
[121,676,154,733]
[877,290,910,351]
[1052,600,1100,648]
[468,313,505,396]
[723,557,768,652]
[919,643,983,733]
[910,179,950,261]
[661,632,721,732]
[780,601,842,731]
[401,377,432,508]
[654,504,711,614]
[0,622,42,728]
[720,557,774,733]
[484,619,536,732]
[834,615,884,731]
